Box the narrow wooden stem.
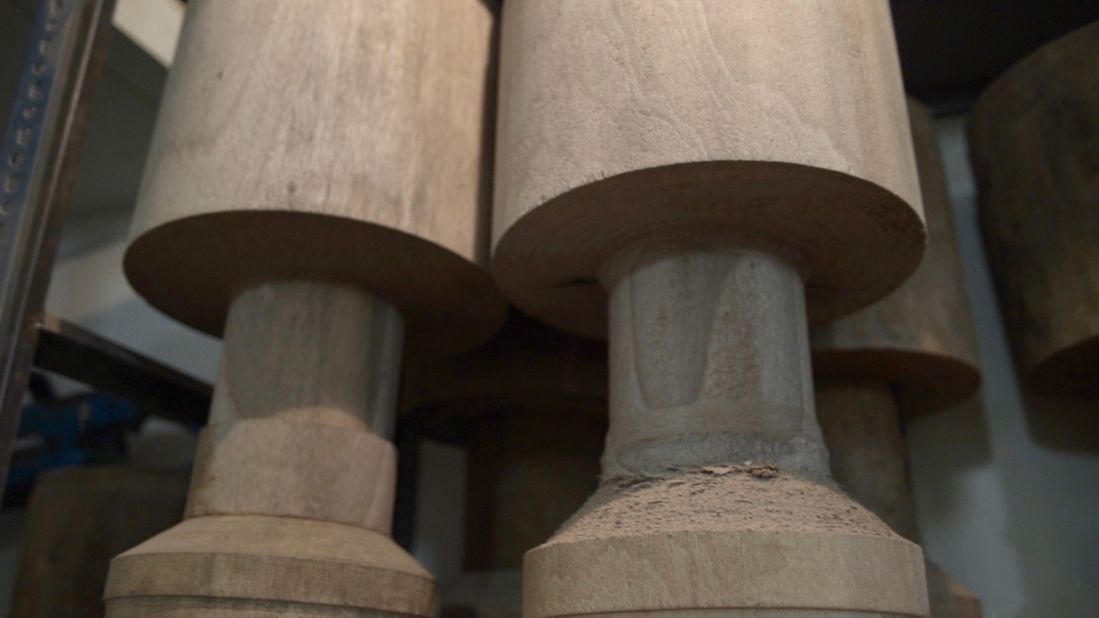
[187,280,403,532]
[464,412,602,571]
[816,379,920,542]
[602,246,829,481]
[210,280,404,434]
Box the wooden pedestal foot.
[524,249,927,618]
[104,282,437,616]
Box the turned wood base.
[524,468,928,618]
[105,515,436,616]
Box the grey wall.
[906,116,1099,617]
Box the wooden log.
[813,99,984,617]
[404,314,606,618]
[11,467,187,618]
[813,100,980,413]
[106,0,502,614]
[124,0,503,356]
[186,282,403,529]
[969,22,1099,395]
[492,1,929,615]
[815,385,984,618]
[523,250,926,617]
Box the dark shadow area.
[891,0,1099,110]
[1020,384,1099,452]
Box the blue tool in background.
[4,390,139,505]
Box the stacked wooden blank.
[103,1,504,615]
[969,22,1099,396]
[492,1,930,616]
[405,314,606,617]
[13,467,187,616]
[813,97,984,618]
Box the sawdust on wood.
[548,464,902,544]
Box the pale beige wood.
[528,524,925,617]
[106,515,435,616]
[106,282,437,615]
[492,0,924,338]
[186,418,397,531]
[816,384,986,618]
[109,0,499,612]
[575,613,909,618]
[523,251,927,617]
[812,100,980,412]
[492,2,928,615]
[109,598,399,617]
[969,22,1099,395]
[602,248,826,480]
[125,0,503,355]
[212,280,405,433]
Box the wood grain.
[526,523,926,617]
[187,281,401,529]
[106,282,437,615]
[523,250,928,617]
[602,247,827,482]
[125,0,504,355]
[105,515,436,616]
[812,99,981,413]
[492,2,931,614]
[213,281,405,433]
[969,22,1099,395]
[492,0,924,338]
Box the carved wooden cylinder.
[969,23,1099,395]
[405,315,606,618]
[106,282,437,616]
[13,467,187,617]
[813,99,984,618]
[493,2,928,616]
[813,100,980,412]
[124,0,502,354]
[493,0,925,339]
[106,0,502,614]
[815,384,984,618]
